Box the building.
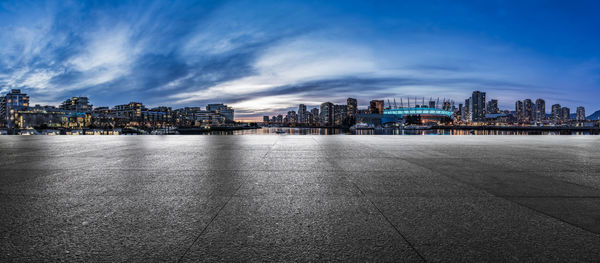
[298,104,307,123]
[263,116,270,123]
[92,107,115,128]
[333,104,347,126]
[470,91,486,122]
[383,107,453,125]
[515,100,523,122]
[561,107,570,122]
[551,104,562,122]
[114,102,145,126]
[369,100,384,114]
[206,104,234,122]
[286,110,297,124]
[487,99,498,114]
[428,100,436,109]
[59,97,92,112]
[192,110,224,126]
[320,102,334,126]
[346,98,357,120]
[534,99,545,122]
[523,99,533,123]
[442,101,452,111]
[310,108,319,124]
[576,106,586,121]
[462,98,471,122]
[1,89,30,128]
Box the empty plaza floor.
[1,135,599,262]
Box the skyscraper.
[561,107,570,122]
[523,99,533,123]
[442,101,452,111]
[470,91,486,122]
[534,99,546,122]
[346,98,357,118]
[576,106,586,121]
[463,98,471,122]
[369,100,384,114]
[298,104,307,123]
[551,104,562,121]
[333,104,347,126]
[310,108,319,124]
[287,111,297,124]
[346,98,357,125]
[487,99,498,114]
[320,102,333,126]
[515,100,524,122]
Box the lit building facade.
[471,91,486,122]
[369,100,384,114]
[320,102,334,126]
[515,100,524,123]
[59,97,92,112]
[1,89,30,128]
[523,99,533,123]
[551,104,562,122]
[534,99,545,122]
[576,106,586,121]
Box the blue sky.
[1,0,599,120]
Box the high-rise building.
[471,91,486,122]
[487,99,498,114]
[333,104,347,126]
[442,101,451,111]
[60,97,92,112]
[298,104,307,123]
[1,89,30,128]
[561,107,570,122]
[346,98,357,119]
[576,106,586,121]
[551,104,562,121]
[320,102,334,126]
[523,99,533,123]
[369,100,384,114]
[463,98,471,122]
[263,116,270,123]
[515,100,524,122]
[287,111,297,124]
[310,108,319,124]
[534,99,545,122]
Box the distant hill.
[587,110,600,120]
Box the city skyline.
[2,1,600,121]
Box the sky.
[1,0,600,120]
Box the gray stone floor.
[1,135,599,262]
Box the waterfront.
[207,127,600,135]
[1,136,599,262]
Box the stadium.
[381,107,454,125]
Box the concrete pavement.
[1,135,599,262]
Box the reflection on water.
[205,127,599,135]
[211,127,352,135]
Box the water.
[207,127,599,135]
